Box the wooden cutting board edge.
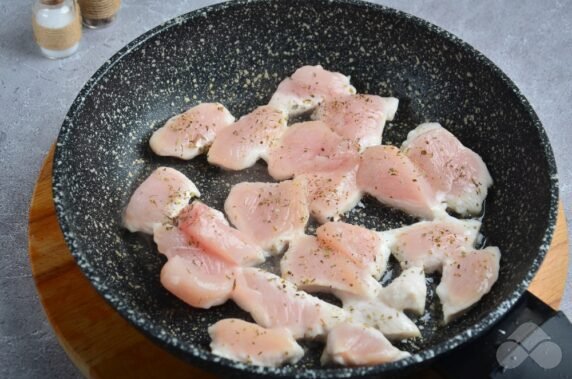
[28,145,569,378]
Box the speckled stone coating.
[50,0,558,377]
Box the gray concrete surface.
[0,0,570,377]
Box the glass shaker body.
[32,0,81,59]
[78,0,121,29]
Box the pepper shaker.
[32,0,82,59]
[78,0,121,29]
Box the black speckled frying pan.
[53,0,564,377]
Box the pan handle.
[434,290,572,379]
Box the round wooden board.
[28,146,569,378]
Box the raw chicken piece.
[207,105,287,170]
[149,103,235,160]
[269,65,356,116]
[313,94,399,150]
[316,222,390,280]
[281,235,381,299]
[378,267,426,315]
[321,322,410,366]
[224,179,309,254]
[437,247,500,323]
[209,319,304,367]
[357,145,444,219]
[402,123,493,215]
[268,121,361,221]
[383,217,496,323]
[267,120,359,180]
[153,224,237,309]
[178,202,265,266]
[160,252,236,309]
[153,223,189,259]
[384,217,481,273]
[123,167,200,234]
[232,268,346,339]
[299,160,362,223]
[341,294,421,340]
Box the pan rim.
[52,0,559,377]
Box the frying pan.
[52,0,561,377]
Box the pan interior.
[53,0,557,376]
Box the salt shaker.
[32,0,82,59]
[78,0,121,29]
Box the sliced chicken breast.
[322,322,410,366]
[224,179,309,254]
[123,167,200,234]
[149,102,235,160]
[384,217,481,274]
[232,268,346,339]
[153,223,190,259]
[208,105,287,170]
[269,65,356,116]
[298,160,362,223]
[341,294,421,341]
[402,123,493,215]
[160,251,236,309]
[357,145,444,219]
[316,222,390,280]
[437,247,500,323]
[378,267,426,315]
[313,94,399,150]
[342,296,421,341]
[384,217,497,323]
[335,263,426,340]
[267,120,359,181]
[178,202,266,266]
[153,224,236,309]
[281,235,381,299]
[209,319,304,367]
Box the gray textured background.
[0,0,570,377]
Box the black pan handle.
[433,291,572,379]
